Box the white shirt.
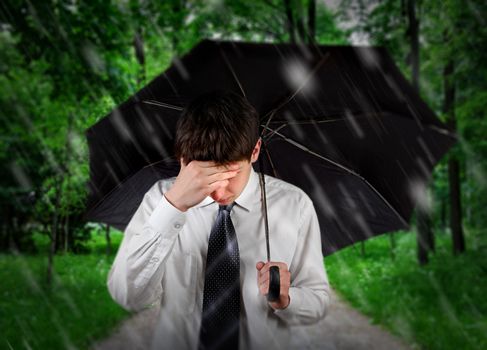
[107,166,331,350]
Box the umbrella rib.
[141,100,184,111]
[219,48,247,98]
[262,125,410,229]
[261,123,288,142]
[85,156,177,219]
[264,112,458,140]
[261,52,331,137]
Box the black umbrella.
[83,39,457,260]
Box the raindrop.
[68,130,85,159]
[415,156,430,179]
[344,109,365,139]
[104,161,121,185]
[384,74,406,102]
[357,190,376,218]
[110,108,132,142]
[466,0,485,25]
[302,163,336,219]
[172,57,190,81]
[353,47,381,69]
[353,212,373,237]
[282,59,315,96]
[296,41,313,61]
[151,136,168,159]
[184,12,196,25]
[311,121,329,144]
[153,112,173,140]
[408,177,432,213]
[337,181,356,209]
[9,161,32,189]
[81,42,106,74]
[135,105,154,133]
[459,137,487,188]
[283,111,304,140]
[416,135,434,166]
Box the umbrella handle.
[258,159,281,303]
[267,265,280,302]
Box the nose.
[211,187,227,201]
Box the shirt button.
[150,257,159,263]
[174,223,181,229]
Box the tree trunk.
[47,179,62,286]
[448,156,465,254]
[134,29,145,85]
[283,0,296,43]
[440,189,447,230]
[62,112,73,253]
[465,157,472,227]
[407,0,431,265]
[427,183,436,253]
[2,204,12,252]
[443,57,465,255]
[295,0,306,43]
[64,214,70,253]
[105,224,111,256]
[307,0,316,44]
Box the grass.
[324,227,487,350]
[0,229,129,350]
[2,226,486,349]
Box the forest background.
[0,1,486,349]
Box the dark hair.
[174,90,260,165]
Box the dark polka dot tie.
[198,202,240,350]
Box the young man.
[107,90,330,350]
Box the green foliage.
[325,229,487,350]
[336,0,487,238]
[0,231,127,349]
[0,0,351,254]
[0,0,486,346]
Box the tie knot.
[219,202,235,213]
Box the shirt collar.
[193,166,261,212]
[234,166,260,212]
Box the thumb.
[180,157,186,169]
[256,261,265,270]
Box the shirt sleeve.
[106,183,187,312]
[272,193,331,325]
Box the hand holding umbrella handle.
[258,155,281,302]
[266,265,280,302]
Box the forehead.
[212,158,249,166]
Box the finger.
[191,160,218,168]
[207,170,239,185]
[180,157,186,169]
[204,161,241,170]
[256,261,265,270]
[259,262,288,277]
[208,179,230,192]
[194,160,239,168]
[259,279,269,294]
[258,275,270,285]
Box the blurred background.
[0,1,486,349]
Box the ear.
[250,138,262,163]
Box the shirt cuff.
[146,194,187,240]
[272,287,303,322]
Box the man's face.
[210,138,261,205]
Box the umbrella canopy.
[83,39,457,256]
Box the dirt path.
[91,288,413,350]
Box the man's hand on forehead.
[181,159,242,173]
[164,159,241,212]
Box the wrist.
[164,192,187,212]
[269,294,290,310]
